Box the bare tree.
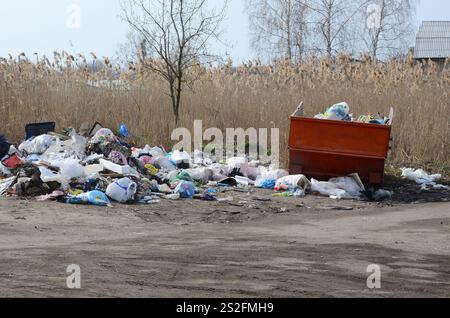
[306,0,369,59]
[121,0,227,124]
[246,0,309,63]
[362,0,417,60]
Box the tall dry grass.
[1,52,449,175]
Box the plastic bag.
[67,190,111,206]
[235,176,252,186]
[119,124,129,138]
[276,175,311,191]
[183,168,213,184]
[19,134,57,155]
[209,163,230,181]
[171,150,191,165]
[2,154,23,169]
[328,176,364,198]
[41,133,87,161]
[38,166,63,183]
[153,156,176,171]
[144,146,166,158]
[256,179,276,189]
[255,167,288,187]
[315,102,350,121]
[90,128,115,144]
[401,168,449,191]
[193,149,214,166]
[226,157,249,175]
[106,178,137,203]
[174,181,196,199]
[58,158,84,180]
[401,168,442,185]
[310,179,348,200]
[0,176,15,195]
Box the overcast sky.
[0,0,449,63]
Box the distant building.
[414,21,450,67]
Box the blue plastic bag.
[257,179,276,190]
[119,124,129,138]
[174,181,196,199]
[67,190,111,207]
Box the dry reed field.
[1,53,449,175]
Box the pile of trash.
[2,124,444,207]
[314,102,391,125]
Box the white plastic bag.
[401,168,448,191]
[328,176,364,198]
[106,178,137,203]
[19,135,57,155]
[255,167,289,187]
[41,133,87,161]
[58,158,84,180]
[143,145,166,158]
[276,175,311,191]
[0,164,12,177]
[0,177,15,195]
[184,168,213,184]
[401,168,441,185]
[311,179,348,200]
[227,157,249,173]
[90,128,115,144]
[171,150,191,165]
[154,156,176,171]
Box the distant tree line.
[246,0,418,62]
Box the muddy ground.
[0,178,449,298]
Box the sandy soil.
[0,185,449,298]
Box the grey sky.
[0,0,449,63]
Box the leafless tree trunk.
[121,0,227,124]
[246,0,309,63]
[362,0,417,60]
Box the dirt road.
[0,189,449,298]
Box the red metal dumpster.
[289,103,393,187]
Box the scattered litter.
[401,168,449,191]
[311,174,365,200]
[0,122,445,212]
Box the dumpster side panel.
[289,116,392,187]
[289,118,391,158]
[289,149,386,186]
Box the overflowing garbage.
[314,102,391,125]
[0,123,446,207]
